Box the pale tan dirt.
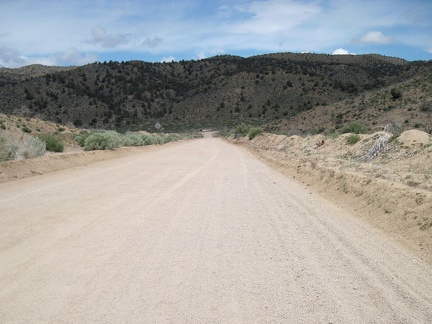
[235,131,432,261]
[1,138,432,323]
[399,129,431,148]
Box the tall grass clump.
[248,127,263,140]
[346,134,361,145]
[83,131,125,150]
[38,134,64,152]
[0,132,45,161]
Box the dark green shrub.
[38,134,64,152]
[420,100,432,112]
[235,123,249,136]
[75,131,91,147]
[22,126,32,133]
[248,127,263,140]
[346,134,361,145]
[340,122,367,134]
[390,87,402,100]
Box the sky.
[0,0,431,68]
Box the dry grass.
[0,131,45,161]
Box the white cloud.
[332,48,356,55]
[50,48,98,66]
[355,31,394,44]
[85,27,130,48]
[161,56,175,63]
[0,47,27,67]
[197,52,207,60]
[140,37,163,48]
[231,0,321,34]
[0,47,96,68]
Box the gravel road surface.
[1,138,432,323]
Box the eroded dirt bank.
[232,131,432,261]
[0,144,164,183]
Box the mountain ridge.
[0,52,430,133]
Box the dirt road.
[1,138,432,323]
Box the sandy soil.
[234,131,432,263]
[1,137,432,323]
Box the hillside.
[0,64,77,86]
[0,53,430,132]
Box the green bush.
[22,126,32,133]
[340,122,367,134]
[80,130,185,151]
[75,131,91,147]
[38,134,64,152]
[125,133,144,146]
[235,123,249,136]
[346,134,361,145]
[248,127,263,140]
[151,135,164,145]
[420,100,432,112]
[84,131,125,150]
[0,137,15,161]
[141,134,155,145]
[390,87,402,100]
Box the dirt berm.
[0,145,162,183]
[232,130,432,261]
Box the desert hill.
[0,64,77,86]
[0,53,429,132]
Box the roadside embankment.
[231,131,432,260]
[0,145,163,184]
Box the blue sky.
[0,0,431,67]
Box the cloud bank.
[0,0,430,67]
[0,47,97,68]
[85,27,130,48]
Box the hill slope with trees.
[0,53,430,133]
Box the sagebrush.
[0,131,45,161]
[82,130,186,151]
